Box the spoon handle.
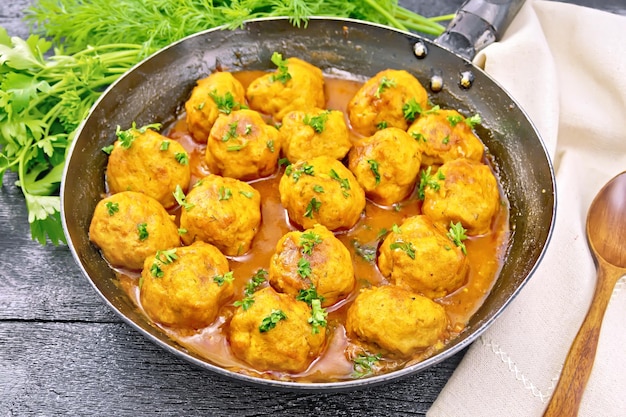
[542,262,623,417]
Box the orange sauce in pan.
[116,72,510,382]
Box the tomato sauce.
[116,72,510,382]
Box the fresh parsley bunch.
[0,28,147,244]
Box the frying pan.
[61,0,555,390]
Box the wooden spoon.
[543,171,626,417]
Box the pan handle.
[434,0,525,61]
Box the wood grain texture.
[2,1,623,416]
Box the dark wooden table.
[1,1,623,416]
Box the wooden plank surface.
[1,1,623,416]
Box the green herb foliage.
[0,29,147,244]
[259,309,287,333]
[25,1,449,55]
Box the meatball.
[205,109,280,180]
[377,215,468,299]
[422,158,500,236]
[269,224,355,307]
[406,109,484,166]
[279,108,351,163]
[89,191,181,270]
[348,69,429,137]
[348,127,421,206]
[279,156,365,231]
[106,125,191,209]
[139,241,234,329]
[246,54,325,121]
[229,286,326,373]
[184,71,247,143]
[179,174,261,256]
[346,285,448,357]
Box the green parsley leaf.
[304,197,321,218]
[269,52,291,84]
[374,76,396,98]
[389,241,416,259]
[259,309,287,333]
[303,111,330,133]
[222,121,239,142]
[173,185,194,211]
[297,257,312,279]
[137,222,149,241]
[218,186,232,201]
[417,166,445,200]
[465,114,482,128]
[367,159,381,185]
[447,221,468,255]
[300,231,322,255]
[105,201,119,216]
[352,353,382,378]
[209,90,238,114]
[174,152,188,165]
[446,114,463,127]
[102,144,114,154]
[213,271,235,286]
[308,298,328,334]
[402,98,423,122]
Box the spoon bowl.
[543,171,626,417]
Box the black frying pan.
[61,0,555,390]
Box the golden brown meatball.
[348,69,429,137]
[422,158,500,236]
[406,109,484,166]
[377,215,468,299]
[106,125,191,209]
[228,286,326,373]
[348,127,421,206]
[279,156,365,231]
[139,241,234,329]
[89,191,181,270]
[184,72,247,143]
[279,108,351,163]
[179,174,261,256]
[246,54,325,121]
[205,109,280,181]
[346,285,448,357]
[269,224,355,307]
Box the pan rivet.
[460,71,474,89]
[430,74,443,92]
[413,41,428,59]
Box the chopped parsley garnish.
[446,114,463,127]
[286,162,315,182]
[213,271,235,286]
[447,221,468,255]
[352,239,377,262]
[137,222,149,241]
[222,121,239,142]
[269,52,291,85]
[411,131,427,142]
[367,159,381,185]
[150,263,164,278]
[101,144,114,154]
[209,90,239,114]
[296,286,324,305]
[155,248,178,264]
[442,135,450,145]
[303,111,330,133]
[329,169,351,197]
[374,76,396,98]
[218,186,232,201]
[297,257,312,279]
[376,121,388,130]
[402,98,423,122]
[308,298,328,334]
[234,269,267,311]
[105,201,119,216]
[304,197,322,218]
[160,140,170,151]
[174,151,188,165]
[352,353,382,378]
[239,190,254,199]
[313,184,324,193]
[173,185,194,211]
[259,309,287,333]
[300,231,322,255]
[116,122,161,149]
[389,241,416,259]
[417,166,445,200]
[266,139,275,152]
[465,114,482,128]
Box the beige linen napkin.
[427,1,626,416]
